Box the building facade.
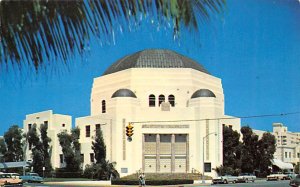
[76,49,241,177]
[254,123,300,169]
[23,110,72,169]
[272,123,300,165]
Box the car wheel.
[224,180,228,184]
[245,179,248,183]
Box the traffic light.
[126,123,134,141]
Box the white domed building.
[76,49,240,177]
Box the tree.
[257,132,276,176]
[57,127,81,172]
[92,127,106,163]
[240,126,259,173]
[295,163,300,174]
[223,126,242,169]
[3,125,23,162]
[84,126,119,180]
[40,123,53,175]
[71,127,82,171]
[0,138,7,162]
[0,0,225,71]
[27,124,44,175]
[221,126,242,175]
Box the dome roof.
[111,89,137,98]
[103,49,209,75]
[191,89,216,98]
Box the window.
[204,162,212,172]
[95,124,100,133]
[60,154,64,163]
[289,152,291,158]
[297,153,300,158]
[28,124,32,130]
[86,125,91,137]
[90,153,94,163]
[102,100,106,113]
[81,154,84,162]
[168,95,175,107]
[44,121,48,126]
[285,152,288,158]
[175,134,187,142]
[145,134,156,142]
[158,95,165,106]
[149,94,156,107]
[62,124,65,127]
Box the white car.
[237,173,256,183]
[267,172,289,181]
[212,175,238,184]
[0,173,23,186]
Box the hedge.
[111,179,193,185]
[54,168,83,178]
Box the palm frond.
[0,0,225,71]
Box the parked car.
[267,172,289,181]
[0,173,23,186]
[20,173,43,183]
[212,175,238,184]
[289,174,300,187]
[237,173,256,183]
[285,172,297,180]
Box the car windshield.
[0,174,11,178]
[296,175,300,178]
[31,173,38,176]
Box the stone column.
[142,134,145,172]
[156,134,160,172]
[206,119,209,160]
[171,134,175,173]
[186,134,189,173]
[123,119,126,161]
[110,119,113,161]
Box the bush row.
[54,168,83,178]
[112,179,193,185]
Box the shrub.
[112,179,193,185]
[55,168,82,178]
[83,162,119,180]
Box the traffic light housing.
[126,123,134,141]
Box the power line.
[129,111,300,124]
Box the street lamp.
[202,132,217,183]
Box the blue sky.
[0,0,300,135]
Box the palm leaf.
[0,0,225,71]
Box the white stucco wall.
[23,110,71,169]
[76,67,241,177]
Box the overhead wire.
[129,111,300,124]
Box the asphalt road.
[21,180,291,187]
[211,180,290,187]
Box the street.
[21,180,291,187]
[210,180,290,187]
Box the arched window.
[102,100,106,113]
[149,94,156,107]
[168,95,175,107]
[158,95,165,106]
